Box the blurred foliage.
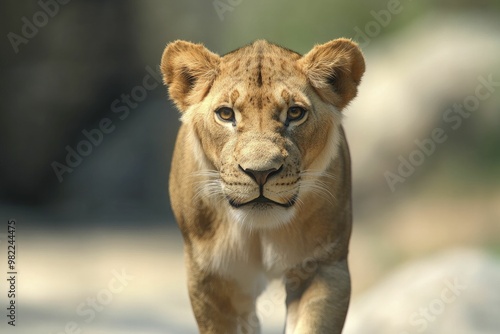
[133,0,500,55]
[105,0,500,60]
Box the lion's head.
[161,39,364,229]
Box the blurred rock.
[344,249,500,334]
[345,12,500,203]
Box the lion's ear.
[160,40,220,111]
[298,38,365,110]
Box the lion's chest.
[195,225,297,294]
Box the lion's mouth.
[228,194,297,209]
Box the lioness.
[161,38,365,334]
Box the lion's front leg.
[186,256,261,334]
[284,259,351,334]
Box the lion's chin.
[228,204,297,230]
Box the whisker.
[191,169,224,205]
[299,179,337,206]
[190,170,219,180]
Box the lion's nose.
[239,166,282,186]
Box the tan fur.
[161,38,365,334]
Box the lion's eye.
[286,106,307,125]
[216,107,236,124]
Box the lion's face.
[161,39,364,229]
[189,67,339,228]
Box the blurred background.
[1,0,499,333]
